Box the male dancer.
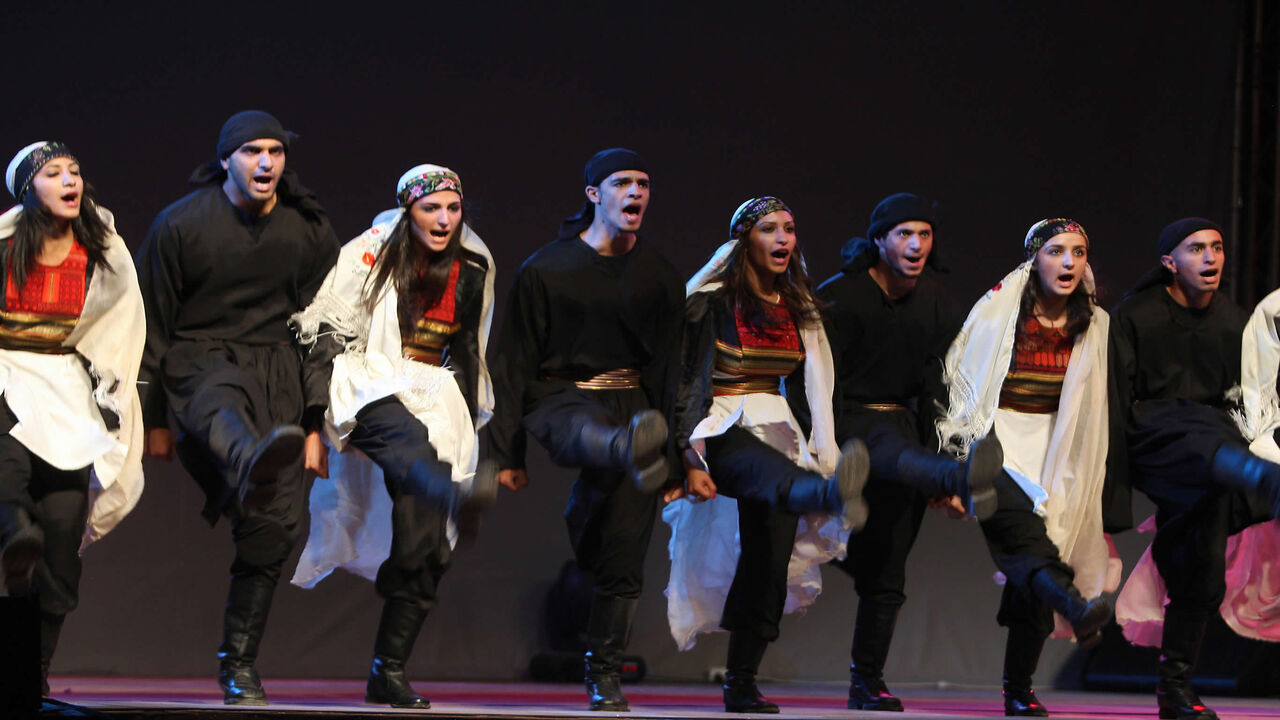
[1112,218,1280,720]
[136,111,339,705]
[815,193,1000,711]
[488,148,684,711]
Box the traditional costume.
[663,196,865,713]
[815,193,998,711]
[938,219,1119,716]
[486,148,684,711]
[0,141,145,694]
[289,164,495,708]
[135,111,339,705]
[1111,218,1280,720]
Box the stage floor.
[33,677,1280,719]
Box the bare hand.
[928,494,968,520]
[146,427,175,460]
[498,468,529,492]
[663,485,687,504]
[304,430,329,478]
[685,468,717,501]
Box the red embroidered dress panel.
[713,301,805,396]
[0,241,87,353]
[998,317,1074,414]
[402,259,461,366]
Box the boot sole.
[2,529,43,592]
[838,439,870,531]
[847,698,905,712]
[628,410,669,493]
[366,693,431,709]
[1072,596,1113,649]
[965,435,1003,521]
[241,426,306,509]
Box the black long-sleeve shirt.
[1110,284,1248,410]
[815,264,961,441]
[486,236,684,470]
[135,185,339,427]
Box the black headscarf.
[1127,217,1225,298]
[557,148,649,238]
[187,110,325,223]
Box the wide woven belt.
[573,368,642,390]
[713,377,782,396]
[862,402,908,412]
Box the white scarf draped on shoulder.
[937,261,1116,628]
[0,204,146,550]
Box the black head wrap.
[1158,217,1222,256]
[867,192,936,241]
[187,111,325,223]
[1125,217,1226,299]
[850,193,945,272]
[558,148,649,238]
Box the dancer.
[290,164,497,708]
[0,141,145,694]
[487,148,684,711]
[1110,218,1280,720]
[664,196,868,714]
[816,192,999,711]
[937,218,1116,716]
[136,111,339,705]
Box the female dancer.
[292,164,496,709]
[0,141,145,694]
[665,196,867,713]
[937,219,1116,716]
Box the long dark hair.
[716,237,827,334]
[6,181,113,289]
[362,207,465,326]
[1018,260,1096,339]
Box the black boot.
[847,600,904,711]
[216,573,275,705]
[39,612,64,698]
[1210,444,1280,520]
[1002,623,1049,717]
[365,598,431,709]
[1156,609,1217,720]
[584,595,636,711]
[1,504,43,596]
[895,434,1001,521]
[576,410,669,493]
[207,408,305,510]
[1028,567,1111,648]
[722,631,779,713]
[786,440,870,531]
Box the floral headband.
[396,164,463,207]
[1024,217,1088,257]
[729,196,791,238]
[7,141,76,201]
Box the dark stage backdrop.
[0,1,1240,687]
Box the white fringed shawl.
[0,205,146,549]
[937,261,1114,605]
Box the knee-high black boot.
[894,434,1001,521]
[1002,623,1049,717]
[1156,608,1217,720]
[572,410,669,493]
[216,573,275,705]
[0,503,42,596]
[206,408,305,510]
[1028,567,1111,648]
[1210,444,1280,520]
[785,440,870,531]
[722,630,779,713]
[847,599,904,711]
[39,611,64,698]
[366,598,431,709]
[584,595,636,711]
